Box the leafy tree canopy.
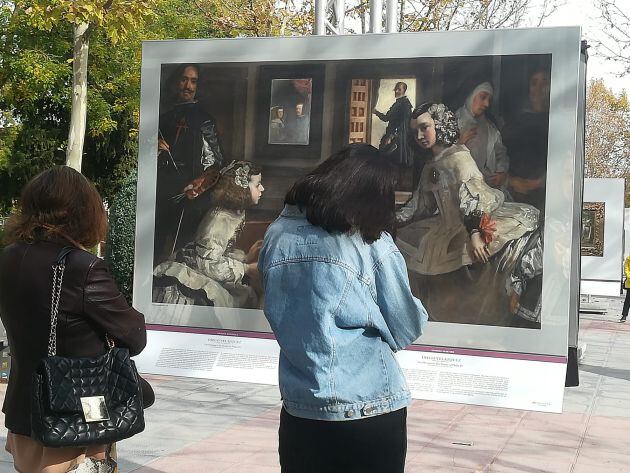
[585,79,630,205]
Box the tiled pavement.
[1,296,629,472]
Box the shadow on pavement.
[579,364,630,382]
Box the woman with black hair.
[397,103,542,327]
[258,143,428,473]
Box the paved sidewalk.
[0,296,629,472]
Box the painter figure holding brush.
[155,63,225,266]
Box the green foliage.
[196,0,314,37]
[0,112,18,170]
[15,0,157,45]
[146,0,225,39]
[585,79,630,206]
[104,167,137,302]
[0,225,5,250]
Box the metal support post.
[314,0,345,35]
[314,0,326,35]
[333,0,345,35]
[385,0,397,33]
[370,0,383,33]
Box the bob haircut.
[411,102,460,147]
[285,143,396,244]
[212,161,262,210]
[4,166,108,248]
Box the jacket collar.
[280,204,305,218]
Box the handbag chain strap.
[48,249,115,357]
[48,260,65,357]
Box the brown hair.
[4,166,108,248]
[211,161,262,210]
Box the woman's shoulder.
[439,145,484,181]
[368,232,399,260]
[66,247,101,266]
[2,240,96,261]
[0,242,101,282]
[439,145,478,168]
[0,241,24,256]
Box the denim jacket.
[259,205,428,421]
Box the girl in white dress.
[153,161,264,308]
[397,103,542,327]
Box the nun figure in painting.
[456,82,509,193]
[153,160,264,308]
[396,103,542,327]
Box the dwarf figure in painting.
[155,64,226,266]
[153,161,264,308]
[396,103,542,327]
[456,82,509,193]
[373,81,413,166]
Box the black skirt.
[278,406,407,473]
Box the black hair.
[395,81,408,93]
[166,64,200,97]
[285,143,396,244]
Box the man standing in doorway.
[373,81,413,166]
[154,64,226,266]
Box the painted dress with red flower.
[396,144,539,276]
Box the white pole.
[386,0,397,33]
[335,0,345,34]
[370,0,383,33]
[315,0,326,35]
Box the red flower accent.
[479,213,497,245]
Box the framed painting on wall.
[581,202,605,257]
[268,78,312,145]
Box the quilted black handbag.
[31,247,145,447]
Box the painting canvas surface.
[136,29,582,357]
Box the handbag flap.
[40,348,139,413]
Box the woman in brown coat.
[0,166,149,473]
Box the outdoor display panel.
[580,178,626,297]
[134,27,584,412]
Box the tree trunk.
[66,22,90,172]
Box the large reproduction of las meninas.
[134,28,585,412]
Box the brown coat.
[0,240,147,437]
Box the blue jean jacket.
[259,205,428,421]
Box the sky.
[539,0,629,93]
